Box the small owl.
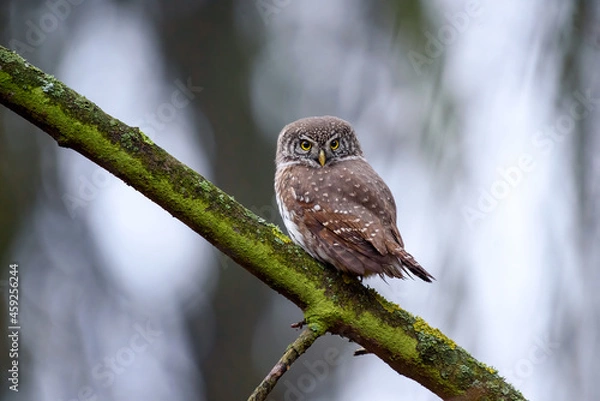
[274,116,434,282]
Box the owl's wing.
[306,208,433,281]
[302,207,401,277]
[284,161,432,279]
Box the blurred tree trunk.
[153,2,272,399]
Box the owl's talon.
[353,347,370,356]
[291,320,306,329]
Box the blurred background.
[0,0,598,400]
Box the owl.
[274,116,434,282]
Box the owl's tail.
[397,248,435,282]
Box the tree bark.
[0,46,526,401]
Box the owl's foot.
[353,347,371,356]
[290,319,306,329]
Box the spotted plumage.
[274,116,434,281]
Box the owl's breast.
[274,165,313,251]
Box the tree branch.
[248,326,322,401]
[0,46,526,401]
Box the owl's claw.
[353,347,371,356]
[291,320,306,329]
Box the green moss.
[307,322,327,335]
[73,96,95,111]
[356,310,420,358]
[413,317,456,350]
[119,130,139,152]
[140,132,154,145]
[485,365,498,375]
[197,179,212,192]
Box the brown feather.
[274,116,434,282]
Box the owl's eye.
[330,139,340,150]
[299,140,312,151]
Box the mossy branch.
[0,46,526,401]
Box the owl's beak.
[318,149,326,166]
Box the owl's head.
[275,116,364,168]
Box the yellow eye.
[300,140,312,151]
[330,139,340,150]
